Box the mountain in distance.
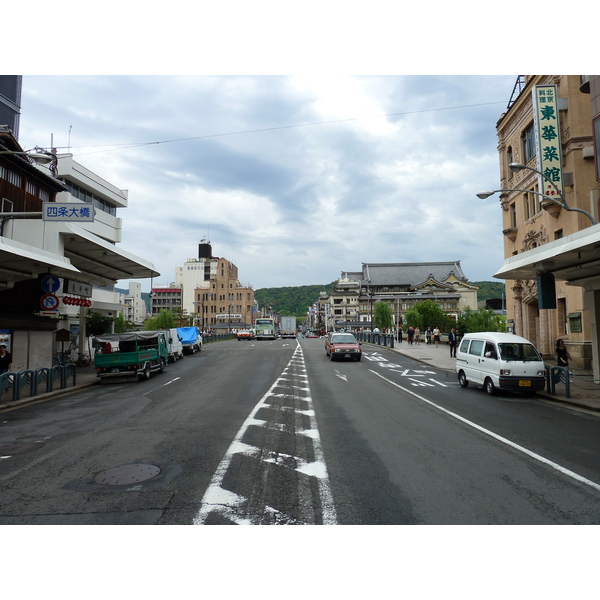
[254,280,506,318]
[113,280,506,319]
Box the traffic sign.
[41,275,61,294]
[40,293,59,310]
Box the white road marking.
[369,370,600,493]
[334,369,348,382]
[193,344,338,525]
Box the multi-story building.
[122,282,147,325]
[150,284,182,316]
[194,255,255,331]
[493,76,599,373]
[0,125,159,370]
[0,76,21,138]
[324,261,478,331]
[175,238,217,316]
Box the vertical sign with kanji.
[532,84,564,200]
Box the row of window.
[60,178,117,216]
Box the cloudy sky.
[17,74,518,291]
[10,3,583,295]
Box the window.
[522,123,536,163]
[507,146,513,178]
[510,203,517,228]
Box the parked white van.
[456,332,546,395]
[165,328,184,363]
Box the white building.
[175,239,217,316]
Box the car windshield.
[498,342,541,361]
[331,334,357,344]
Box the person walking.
[433,326,441,348]
[425,327,432,345]
[556,339,571,370]
[397,327,403,344]
[407,326,414,345]
[448,328,458,358]
[0,344,12,375]
[414,326,421,345]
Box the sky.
[17,74,517,292]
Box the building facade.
[494,75,598,370]
[150,284,182,316]
[317,261,478,331]
[0,127,159,370]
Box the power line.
[53,100,507,156]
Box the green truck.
[94,330,169,382]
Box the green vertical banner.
[532,84,564,199]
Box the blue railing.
[0,363,77,403]
[354,332,395,348]
[546,365,570,398]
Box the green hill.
[255,280,506,318]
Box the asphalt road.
[1,337,600,524]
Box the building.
[175,238,217,316]
[492,75,599,377]
[0,126,159,370]
[122,282,147,325]
[194,255,255,331]
[0,76,21,139]
[150,284,182,316]
[320,261,478,331]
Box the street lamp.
[0,146,58,177]
[477,162,597,225]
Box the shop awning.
[494,223,600,289]
[61,223,160,285]
[0,236,80,289]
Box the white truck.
[280,316,297,338]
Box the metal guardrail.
[354,332,395,348]
[546,365,570,398]
[0,363,77,403]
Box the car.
[325,332,362,361]
[236,330,253,341]
[456,332,546,395]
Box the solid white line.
[369,369,600,493]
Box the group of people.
[396,327,459,357]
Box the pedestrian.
[556,339,571,369]
[407,326,414,345]
[414,326,421,345]
[0,344,12,375]
[397,327,403,343]
[433,326,441,348]
[425,327,432,345]
[448,328,458,357]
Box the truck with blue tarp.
[177,326,203,354]
[94,330,169,382]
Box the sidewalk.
[385,340,600,412]
[0,365,100,411]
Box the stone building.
[493,75,599,371]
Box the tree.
[144,309,176,331]
[403,300,454,332]
[85,310,114,337]
[457,307,506,335]
[373,302,394,332]
[114,313,135,333]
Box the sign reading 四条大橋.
[532,84,564,199]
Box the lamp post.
[0,147,58,177]
[477,162,597,225]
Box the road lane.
[300,337,600,524]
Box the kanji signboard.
[43,202,95,222]
[532,85,564,199]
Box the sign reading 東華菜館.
[532,84,564,199]
[43,202,95,222]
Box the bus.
[255,317,277,340]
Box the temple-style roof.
[359,261,468,286]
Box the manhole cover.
[95,463,161,486]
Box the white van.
[456,332,546,395]
[165,328,184,363]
